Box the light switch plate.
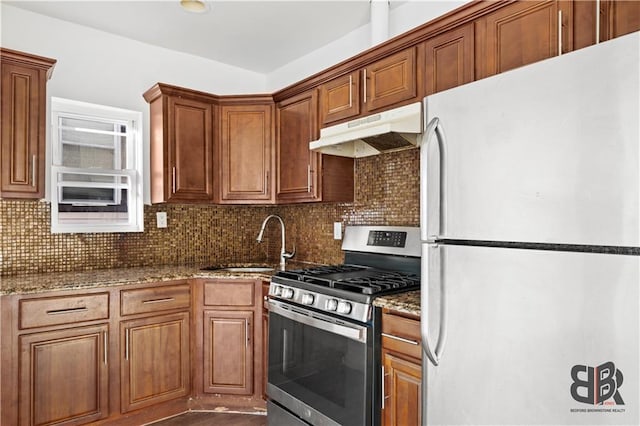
[333,222,342,240]
[156,212,167,228]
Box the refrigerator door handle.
[421,244,448,367]
[420,116,447,242]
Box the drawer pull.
[142,297,175,304]
[46,307,88,315]
[381,332,419,346]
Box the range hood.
[310,102,422,158]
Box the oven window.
[268,309,368,425]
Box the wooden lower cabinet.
[198,279,264,401]
[203,310,254,395]
[18,324,110,426]
[381,309,422,426]
[382,352,422,426]
[120,311,191,413]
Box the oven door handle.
[269,301,367,343]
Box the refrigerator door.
[423,244,639,425]
[422,32,639,247]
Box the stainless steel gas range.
[266,226,420,426]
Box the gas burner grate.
[275,266,419,295]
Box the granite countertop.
[0,261,318,296]
[2,262,423,319]
[373,289,421,317]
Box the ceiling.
[6,1,406,74]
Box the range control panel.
[367,230,407,248]
[341,226,420,258]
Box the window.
[51,98,143,233]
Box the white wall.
[266,1,465,91]
[1,4,267,203]
[0,1,465,202]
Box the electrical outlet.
[333,222,342,240]
[156,212,167,228]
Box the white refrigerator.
[419,32,639,425]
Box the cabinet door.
[167,96,214,202]
[276,90,321,203]
[18,324,109,426]
[319,71,360,126]
[121,312,190,413]
[204,310,254,395]
[219,104,274,203]
[424,23,474,95]
[382,351,422,426]
[475,1,573,79]
[0,62,46,198]
[601,0,640,41]
[364,47,418,113]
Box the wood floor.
[148,411,267,426]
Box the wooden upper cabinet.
[319,71,360,126]
[475,1,573,79]
[424,23,475,96]
[217,101,274,204]
[277,90,354,203]
[144,83,216,204]
[277,90,321,202]
[318,46,420,127]
[364,47,420,113]
[600,0,640,41]
[571,0,640,50]
[0,48,55,199]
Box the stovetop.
[269,226,421,323]
[275,265,419,296]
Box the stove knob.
[325,299,338,311]
[337,301,352,314]
[281,288,294,299]
[301,293,315,305]
[271,286,282,297]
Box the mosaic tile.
[0,148,419,278]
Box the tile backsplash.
[0,149,419,276]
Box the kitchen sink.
[221,267,274,273]
[201,265,275,273]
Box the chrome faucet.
[256,214,295,270]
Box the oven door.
[267,300,373,426]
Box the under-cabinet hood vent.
[310,102,422,158]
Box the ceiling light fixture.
[180,0,208,13]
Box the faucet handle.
[282,246,296,259]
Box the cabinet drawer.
[204,280,255,306]
[19,293,109,329]
[381,311,422,360]
[121,283,191,316]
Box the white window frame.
[50,97,144,233]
